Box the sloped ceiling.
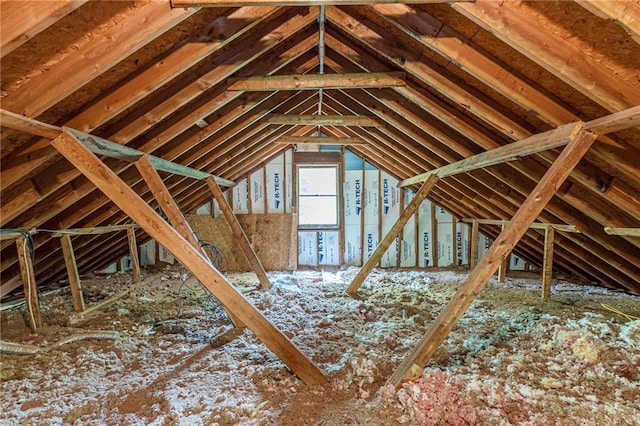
[1,0,639,297]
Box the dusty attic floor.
[1,267,639,426]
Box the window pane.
[299,196,337,225]
[299,167,336,195]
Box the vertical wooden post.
[206,176,272,289]
[60,234,85,312]
[431,203,438,267]
[497,223,508,282]
[127,226,141,283]
[16,237,42,330]
[347,175,440,295]
[452,217,458,266]
[542,225,555,298]
[387,130,598,388]
[469,220,479,269]
[51,131,326,385]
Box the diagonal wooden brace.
[135,155,244,328]
[387,129,598,388]
[206,176,272,290]
[52,130,327,385]
[346,175,440,295]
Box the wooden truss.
[51,129,327,385]
[341,105,640,387]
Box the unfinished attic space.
[1,0,640,423]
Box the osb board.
[188,213,295,272]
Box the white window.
[297,165,339,228]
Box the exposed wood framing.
[0,109,63,139]
[68,129,236,187]
[497,223,507,283]
[127,227,141,284]
[542,226,555,299]
[460,218,580,233]
[60,234,85,312]
[387,130,599,388]
[16,237,41,330]
[275,136,366,145]
[346,175,440,295]
[2,2,198,118]
[576,1,640,44]
[227,72,406,91]
[50,130,326,385]
[604,227,640,237]
[135,155,244,328]
[172,0,471,6]
[399,121,584,187]
[0,0,89,58]
[206,176,272,290]
[51,225,134,237]
[452,1,640,112]
[267,114,380,126]
[469,220,479,269]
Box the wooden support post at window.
[135,155,244,328]
[497,223,508,283]
[206,176,272,290]
[347,175,439,295]
[16,237,42,330]
[60,234,85,312]
[469,220,479,269]
[386,130,598,388]
[127,226,141,284]
[542,226,555,299]
[52,131,326,386]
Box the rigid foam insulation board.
[363,223,379,262]
[344,170,363,225]
[250,168,265,214]
[363,167,379,226]
[437,221,455,267]
[343,163,363,265]
[476,232,491,262]
[212,190,228,218]
[510,254,527,271]
[417,198,433,267]
[139,239,156,266]
[435,204,453,223]
[196,201,212,216]
[401,188,416,267]
[266,154,285,214]
[285,149,293,214]
[298,231,318,266]
[381,172,400,267]
[344,224,362,266]
[456,222,470,266]
[318,231,340,266]
[158,245,175,264]
[233,178,249,214]
[188,214,294,271]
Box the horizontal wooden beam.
[604,227,640,237]
[583,105,640,135]
[274,136,366,145]
[267,114,380,126]
[399,121,584,187]
[0,109,62,139]
[65,128,236,187]
[172,0,470,6]
[460,218,580,233]
[227,72,406,91]
[51,225,134,237]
